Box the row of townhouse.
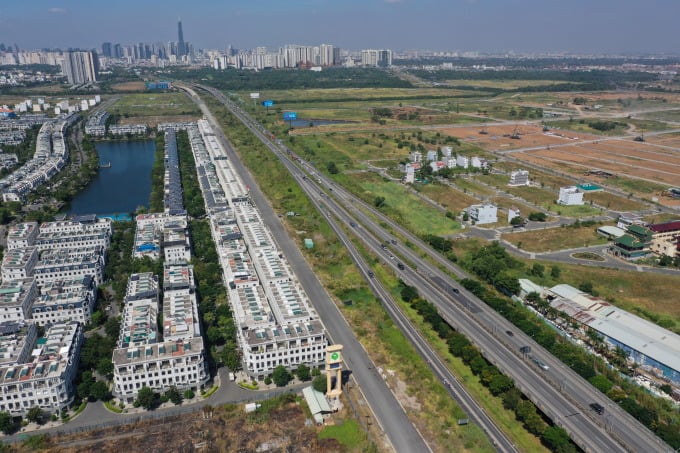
[112,260,208,401]
[2,217,112,325]
[133,213,190,263]
[83,110,108,136]
[0,321,82,416]
[163,130,185,215]
[108,124,147,136]
[191,120,327,380]
[0,113,77,202]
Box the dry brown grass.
[502,225,608,252]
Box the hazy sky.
[2,0,679,54]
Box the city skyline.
[2,0,680,55]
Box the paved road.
[182,85,430,453]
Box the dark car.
[397,263,405,270]
[590,403,604,414]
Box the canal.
[68,140,156,219]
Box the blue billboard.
[283,111,297,121]
[262,100,274,107]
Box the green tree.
[488,374,514,396]
[165,386,182,405]
[588,375,613,394]
[510,216,524,226]
[26,407,44,425]
[272,365,292,387]
[312,375,327,393]
[530,263,545,278]
[135,386,158,410]
[183,389,195,400]
[373,196,386,208]
[296,364,311,382]
[400,284,419,303]
[528,212,547,222]
[90,381,111,401]
[0,411,16,434]
[550,265,561,279]
[542,426,575,452]
[327,162,339,174]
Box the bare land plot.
[503,225,608,252]
[520,146,680,186]
[439,124,597,151]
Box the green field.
[342,173,460,235]
[108,92,201,117]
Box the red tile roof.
[649,220,680,233]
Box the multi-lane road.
[191,84,674,453]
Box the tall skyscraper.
[101,42,112,58]
[62,50,99,85]
[177,17,185,58]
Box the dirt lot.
[439,124,597,151]
[518,140,680,186]
[17,398,347,453]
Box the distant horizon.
[2,1,680,55]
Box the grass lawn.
[545,119,630,136]
[418,183,479,213]
[451,177,497,197]
[605,176,669,195]
[109,92,201,117]
[585,191,646,211]
[548,203,603,217]
[502,225,608,252]
[319,419,364,450]
[348,174,460,236]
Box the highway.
[190,84,674,453]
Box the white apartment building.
[426,150,437,162]
[558,186,584,206]
[471,156,489,170]
[33,249,104,286]
[456,155,469,168]
[163,227,191,264]
[468,203,498,225]
[6,222,39,250]
[0,322,82,415]
[508,206,521,224]
[441,146,453,158]
[31,276,97,326]
[1,247,38,281]
[509,169,530,186]
[109,124,147,136]
[409,151,422,163]
[0,278,37,323]
[39,216,112,237]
